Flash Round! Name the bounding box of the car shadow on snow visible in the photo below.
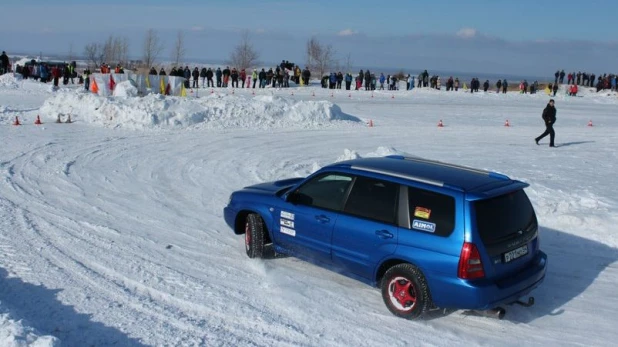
[0,267,147,346]
[504,226,618,324]
[423,226,618,323]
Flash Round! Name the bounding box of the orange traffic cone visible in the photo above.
[588,120,593,127]
[65,115,72,123]
[12,116,21,126]
[34,115,42,125]
[437,119,444,127]
[504,119,510,127]
[368,119,374,127]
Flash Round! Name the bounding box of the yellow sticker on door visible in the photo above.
[413,207,431,219]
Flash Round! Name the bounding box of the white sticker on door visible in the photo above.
[280,219,295,228]
[280,226,296,237]
[281,211,295,220]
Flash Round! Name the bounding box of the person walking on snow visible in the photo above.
[535,99,557,147]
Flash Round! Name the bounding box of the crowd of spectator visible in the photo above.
[3,50,618,96]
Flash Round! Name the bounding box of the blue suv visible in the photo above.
[224,156,547,319]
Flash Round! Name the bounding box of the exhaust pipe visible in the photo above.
[470,307,506,320]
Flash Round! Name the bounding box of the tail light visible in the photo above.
[458,242,485,279]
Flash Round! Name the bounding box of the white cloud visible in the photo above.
[338,29,358,36]
[456,27,477,39]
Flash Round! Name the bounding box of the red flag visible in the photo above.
[165,83,171,95]
[109,74,116,91]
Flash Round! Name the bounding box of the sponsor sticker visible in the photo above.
[413,207,431,219]
[280,219,295,228]
[281,211,295,221]
[280,226,296,237]
[412,219,436,233]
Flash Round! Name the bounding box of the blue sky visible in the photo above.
[2,0,617,76]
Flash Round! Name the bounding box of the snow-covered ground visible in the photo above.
[1,73,617,346]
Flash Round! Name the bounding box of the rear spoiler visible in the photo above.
[465,181,529,201]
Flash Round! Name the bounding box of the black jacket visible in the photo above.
[542,105,556,125]
[0,53,8,66]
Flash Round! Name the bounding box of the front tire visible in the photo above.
[244,213,265,259]
[381,263,430,319]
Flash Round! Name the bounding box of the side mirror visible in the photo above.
[286,191,300,204]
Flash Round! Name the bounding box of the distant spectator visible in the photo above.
[0,51,9,74]
[240,68,247,88]
[206,68,214,87]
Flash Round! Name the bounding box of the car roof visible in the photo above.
[327,155,519,194]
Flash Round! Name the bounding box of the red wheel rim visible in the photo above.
[245,221,251,251]
[387,276,417,312]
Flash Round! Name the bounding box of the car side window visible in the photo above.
[343,176,399,224]
[407,187,455,236]
[294,173,353,211]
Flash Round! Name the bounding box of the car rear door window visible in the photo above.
[343,176,399,224]
[407,187,455,236]
[295,174,353,211]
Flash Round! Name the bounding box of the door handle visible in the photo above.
[314,215,330,223]
[375,230,394,239]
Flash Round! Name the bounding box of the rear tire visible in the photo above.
[244,213,265,259]
[381,263,430,319]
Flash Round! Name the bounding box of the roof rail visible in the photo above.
[351,166,445,188]
[387,155,510,181]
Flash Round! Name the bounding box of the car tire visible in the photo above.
[381,263,430,319]
[244,213,265,259]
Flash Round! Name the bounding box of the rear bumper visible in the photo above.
[429,251,547,310]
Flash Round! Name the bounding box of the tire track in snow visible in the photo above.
[0,130,326,345]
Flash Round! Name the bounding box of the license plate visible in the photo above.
[503,245,528,263]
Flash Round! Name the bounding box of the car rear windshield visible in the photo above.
[474,189,537,244]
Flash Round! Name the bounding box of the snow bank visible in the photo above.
[0,74,23,89]
[39,93,362,130]
[13,57,37,68]
[0,303,59,347]
[112,80,139,98]
[335,146,407,163]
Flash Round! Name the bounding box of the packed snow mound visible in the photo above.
[0,304,60,347]
[13,57,38,68]
[113,80,139,97]
[39,93,362,130]
[0,73,23,89]
[335,146,408,163]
